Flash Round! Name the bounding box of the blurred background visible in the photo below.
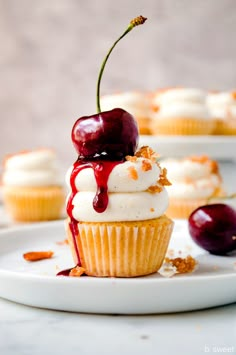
[0,0,236,171]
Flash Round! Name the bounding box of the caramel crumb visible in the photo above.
[127,166,138,180]
[135,146,159,162]
[69,266,86,277]
[165,255,197,274]
[158,167,172,186]
[150,207,155,212]
[56,239,69,245]
[141,159,152,172]
[125,155,138,162]
[23,251,54,262]
[147,184,163,193]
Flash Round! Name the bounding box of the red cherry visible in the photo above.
[188,203,236,255]
[72,108,138,160]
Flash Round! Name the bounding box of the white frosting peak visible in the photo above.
[66,155,169,222]
[152,88,210,120]
[101,92,151,118]
[207,91,236,119]
[3,149,63,187]
[161,157,222,199]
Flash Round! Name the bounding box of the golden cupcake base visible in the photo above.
[137,116,152,135]
[213,119,236,135]
[66,215,174,278]
[151,117,215,135]
[3,186,65,222]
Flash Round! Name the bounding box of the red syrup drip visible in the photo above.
[57,159,122,276]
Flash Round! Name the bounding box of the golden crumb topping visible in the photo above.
[165,255,197,274]
[125,155,138,162]
[127,166,138,180]
[141,159,152,172]
[158,167,172,187]
[69,266,86,277]
[147,185,163,193]
[135,146,159,162]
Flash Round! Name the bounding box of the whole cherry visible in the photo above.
[188,203,236,255]
[71,16,147,160]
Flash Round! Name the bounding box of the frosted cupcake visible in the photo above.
[161,156,224,219]
[66,145,173,277]
[151,88,215,135]
[2,149,65,222]
[64,16,174,278]
[101,92,152,135]
[207,91,236,135]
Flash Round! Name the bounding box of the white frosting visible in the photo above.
[207,91,236,119]
[71,189,168,222]
[101,92,151,118]
[66,158,160,192]
[66,157,169,222]
[154,88,207,105]
[3,149,63,187]
[161,158,221,199]
[152,88,210,120]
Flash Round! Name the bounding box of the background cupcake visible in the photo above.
[161,155,224,219]
[151,88,215,135]
[2,149,65,222]
[207,91,236,135]
[101,92,152,135]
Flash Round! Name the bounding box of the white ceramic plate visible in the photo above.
[140,135,236,160]
[0,220,235,314]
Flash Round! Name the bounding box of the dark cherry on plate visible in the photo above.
[72,108,138,160]
[188,203,236,255]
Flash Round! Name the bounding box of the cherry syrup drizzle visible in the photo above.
[57,159,122,276]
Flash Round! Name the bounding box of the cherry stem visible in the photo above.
[96,16,147,113]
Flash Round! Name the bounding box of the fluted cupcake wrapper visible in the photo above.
[67,216,174,277]
[213,119,236,135]
[151,117,215,135]
[166,190,225,219]
[3,186,65,222]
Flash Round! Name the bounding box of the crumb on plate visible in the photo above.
[23,250,54,262]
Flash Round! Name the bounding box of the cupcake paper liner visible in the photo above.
[137,116,152,135]
[151,117,215,135]
[66,216,174,277]
[213,119,236,135]
[166,190,225,219]
[3,186,65,222]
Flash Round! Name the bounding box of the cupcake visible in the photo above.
[161,155,224,219]
[2,149,65,222]
[66,144,173,277]
[151,88,215,135]
[101,92,152,135]
[207,91,236,135]
[64,16,174,278]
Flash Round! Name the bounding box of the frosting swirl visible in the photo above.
[66,147,170,222]
[101,92,151,118]
[207,91,236,119]
[3,149,63,187]
[160,156,222,199]
[152,88,210,120]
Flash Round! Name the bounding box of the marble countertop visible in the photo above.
[0,160,236,355]
[0,297,235,355]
